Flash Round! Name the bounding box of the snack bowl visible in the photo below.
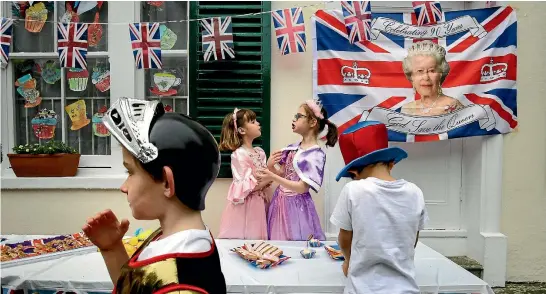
[300,248,316,259]
[308,238,323,247]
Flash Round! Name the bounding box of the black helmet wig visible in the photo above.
[102,97,220,211]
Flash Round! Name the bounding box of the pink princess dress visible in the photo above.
[267,143,327,241]
[218,147,269,240]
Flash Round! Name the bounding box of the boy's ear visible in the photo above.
[348,169,358,179]
[163,166,176,198]
[388,161,395,171]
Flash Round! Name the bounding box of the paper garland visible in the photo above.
[1,18,13,68]
[201,17,235,62]
[65,100,90,131]
[31,109,58,139]
[57,22,89,70]
[15,74,42,108]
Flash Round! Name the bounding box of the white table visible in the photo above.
[1,236,494,294]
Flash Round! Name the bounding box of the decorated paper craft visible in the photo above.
[164,104,173,112]
[88,2,104,47]
[57,22,89,70]
[41,60,61,84]
[201,17,234,62]
[147,1,164,8]
[92,105,110,137]
[24,2,48,33]
[151,72,181,96]
[91,66,110,92]
[324,244,345,260]
[31,109,58,139]
[160,24,177,50]
[1,17,14,68]
[231,241,291,269]
[67,67,89,91]
[300,248,316,259]
[129,22,162,69]
[15,74,42,108]
[341,1,372,44]
[65,99,90,131]
[272,8,306,55]
[412,1,443,26]
[16,59,36,73]
[59,2,80,24]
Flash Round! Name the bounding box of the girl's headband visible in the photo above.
[232,108,239,130]
[305,99,324,119]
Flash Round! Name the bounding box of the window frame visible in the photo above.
[1,1,141,187]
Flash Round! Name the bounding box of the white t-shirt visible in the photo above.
[330,177,428,294]
[137,229,213,260]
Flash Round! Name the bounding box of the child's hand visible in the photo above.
[82,209,130,251]
[267,150,283,169]
[257,168,275,183]
[342,259,349,277]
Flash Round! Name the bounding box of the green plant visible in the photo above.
[12,140,78,155]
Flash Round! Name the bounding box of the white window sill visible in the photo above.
[1,167,126,190]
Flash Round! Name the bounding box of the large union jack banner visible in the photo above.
[313,6,517,142]
[57,23,88,70]
[129,22,162,69]
[272,8,306,55]
[1,18,13,68]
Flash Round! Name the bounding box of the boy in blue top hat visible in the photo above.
[330,121,428,294]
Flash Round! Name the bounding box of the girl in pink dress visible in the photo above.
[217,108,271,240]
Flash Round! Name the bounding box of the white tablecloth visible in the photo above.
[1,236,494,294]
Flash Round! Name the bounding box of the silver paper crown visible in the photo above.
[102,97,161,163]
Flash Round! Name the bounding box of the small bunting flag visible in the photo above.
[57,22,89,70]
[272,8,306,55]
[412,1,443,26]
[129,22,162,69]
[341,1,372,44]
[200,17,234,62]
[1,17,13,68]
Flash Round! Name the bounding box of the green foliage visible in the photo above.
[12,141,78,155]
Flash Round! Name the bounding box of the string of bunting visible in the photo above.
[1,1,444,67]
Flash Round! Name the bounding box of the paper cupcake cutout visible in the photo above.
[164,104,173,112]
[15,74,42,108]
[25,2,48,33]
[65,100,90,131]
[31,109,58,139]
[151,72,181,96]
[92,105,110,137]
[160,25,177,50]
[67,68,89,92]
[41,60,61,84]
[88,13,103,47]
[59,3,79,24]
[91,67,110,92]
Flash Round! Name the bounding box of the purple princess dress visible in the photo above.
[267,143,326,241]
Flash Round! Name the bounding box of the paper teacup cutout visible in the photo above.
[88,13,103,47]
[91,67,110,92]
[67,68,89,92]
[15,74,42,108]
[151,72,181,96]
[31,109,58,139]
[65,100,90,131]
[25,2,48,33]
[41,60,61,84]
[92,105,110,137]
[160,24,177,50]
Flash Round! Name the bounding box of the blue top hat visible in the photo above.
[336,121,408,181]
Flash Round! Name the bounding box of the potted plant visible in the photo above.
[7,141,80,177]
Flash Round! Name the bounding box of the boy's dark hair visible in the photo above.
[348,161,393,179]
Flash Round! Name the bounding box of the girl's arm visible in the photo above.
[253,179,272,192]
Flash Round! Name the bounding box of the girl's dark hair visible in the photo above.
[301,104,339,147]
[218,108,257,152]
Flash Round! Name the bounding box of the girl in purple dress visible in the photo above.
[258,99,338,241]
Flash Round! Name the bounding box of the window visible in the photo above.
[140,2,189,114]
[188,2,271,178]
[2,1,111,167]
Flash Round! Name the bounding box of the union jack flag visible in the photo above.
[200,17,234,62]
[129,22,162,69]
[341,1,372,44]
[1,17,13,68]
[312,6,517,142]
[57,23,88,70]
[272,8,306,55]
[412,1,443,26]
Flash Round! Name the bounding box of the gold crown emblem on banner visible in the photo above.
[341,61,371,84]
